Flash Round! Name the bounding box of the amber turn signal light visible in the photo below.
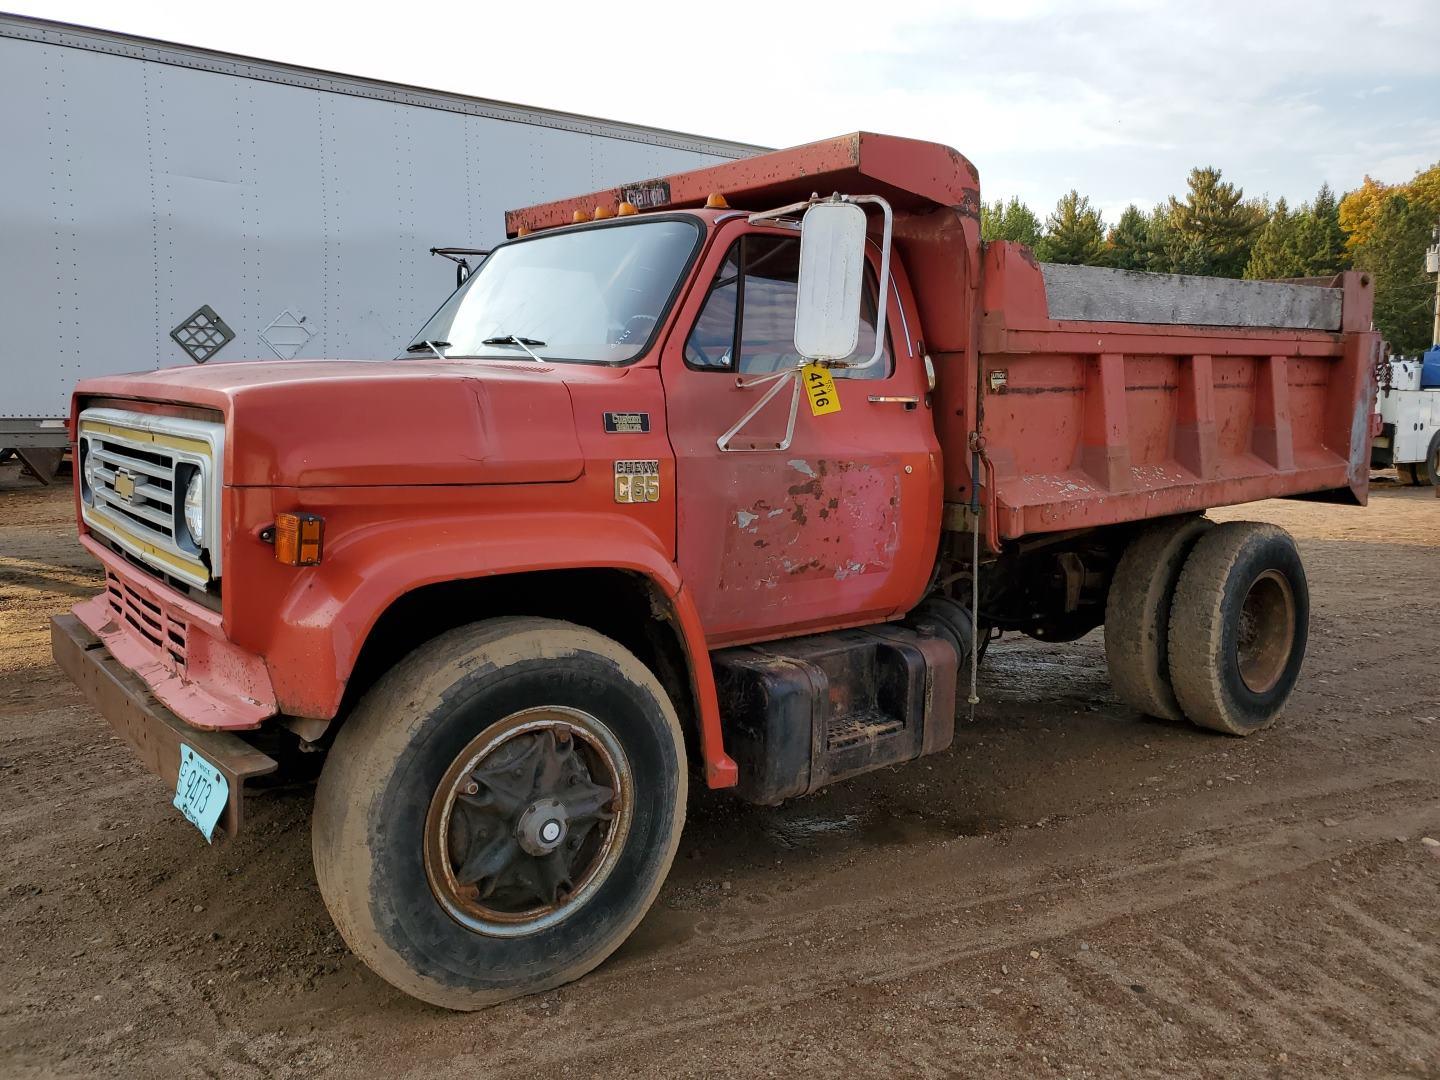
[705,192,729,209]
[274,512,324,566]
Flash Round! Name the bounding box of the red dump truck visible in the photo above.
[52,133,1382,1009]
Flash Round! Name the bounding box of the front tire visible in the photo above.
[1167,522,1309,735]
[313,617,687,1010]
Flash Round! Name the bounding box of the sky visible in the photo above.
[13,0,1440,225]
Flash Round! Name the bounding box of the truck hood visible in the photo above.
[76,359,584,487]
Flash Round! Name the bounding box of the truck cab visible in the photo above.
[53,132,1380,1011]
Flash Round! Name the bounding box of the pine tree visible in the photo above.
[981,197,1043,247]
[1297,182,1349,275]
[1035,190,1106,265]
[1000,198,1043,248]
[1106,205,1152,270]
[980,199,1006,243]
[1244,198,1304,279]
[1145,202,1175,274]
[1165,166,1265,278]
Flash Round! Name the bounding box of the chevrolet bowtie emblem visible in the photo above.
[113,470,136,501]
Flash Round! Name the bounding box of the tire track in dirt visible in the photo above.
[393,792,1440,1078]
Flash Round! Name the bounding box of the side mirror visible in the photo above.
[793,201,867,362]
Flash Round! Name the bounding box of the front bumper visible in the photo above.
[74,534,277,731]
[51,613,277,837]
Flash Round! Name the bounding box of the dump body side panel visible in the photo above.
[959,245,1381,541]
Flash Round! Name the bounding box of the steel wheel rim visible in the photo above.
[1235,569,1296,694]
[424,706,632,938]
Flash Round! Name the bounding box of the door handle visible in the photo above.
[867,395,920,406]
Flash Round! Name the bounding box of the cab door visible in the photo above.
[660,221,942,646]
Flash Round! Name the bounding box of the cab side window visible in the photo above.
[684,235,892,379]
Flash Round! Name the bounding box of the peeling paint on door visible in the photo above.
[717,458,902,616]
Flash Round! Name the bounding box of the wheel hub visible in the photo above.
[1236,568,1296,694]
[423,707,632,937]
[516,797,569,856]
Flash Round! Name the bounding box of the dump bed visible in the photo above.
[968,249,1381,544]
[507,132,1383,549]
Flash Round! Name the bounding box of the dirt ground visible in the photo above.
[2,466,1437,1079]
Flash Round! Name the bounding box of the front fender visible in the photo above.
[263,508,738,788]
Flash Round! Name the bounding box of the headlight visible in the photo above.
[82,444,102,500]
[183,471,205,547]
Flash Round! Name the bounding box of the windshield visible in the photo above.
[406,218,701,364]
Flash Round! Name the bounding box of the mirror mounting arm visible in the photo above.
[835,194,892,375]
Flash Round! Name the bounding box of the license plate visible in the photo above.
[173,743,229,842]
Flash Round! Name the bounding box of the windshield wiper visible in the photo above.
[406,340,451,360]
[481,335,548,363]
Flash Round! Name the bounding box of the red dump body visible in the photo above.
[511,132,1382,548]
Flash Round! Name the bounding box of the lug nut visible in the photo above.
[464,781,479,796]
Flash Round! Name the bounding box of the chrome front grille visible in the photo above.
[89,436,181,546]
[77,407,225,590]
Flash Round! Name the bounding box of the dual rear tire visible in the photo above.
[1106,517,1308,735]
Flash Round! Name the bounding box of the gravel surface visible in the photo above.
[2,466,1437,1078]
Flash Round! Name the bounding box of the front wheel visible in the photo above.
[313,617,687,1010]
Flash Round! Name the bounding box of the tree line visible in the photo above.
[980,161,1440,354]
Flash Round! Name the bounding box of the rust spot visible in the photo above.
[787,479,822,498]
[793,506,808,526]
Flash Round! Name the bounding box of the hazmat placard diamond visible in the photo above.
[260,309,313,360]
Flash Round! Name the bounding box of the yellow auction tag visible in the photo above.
[801,364,842,416]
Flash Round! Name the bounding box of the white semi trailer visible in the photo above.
[0,13,759,476]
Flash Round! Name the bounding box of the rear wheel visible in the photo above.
[1167,522,1309,735]
[1104,514,1213,721]
[313,617,687,1010]
[1421,431,1440,488]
